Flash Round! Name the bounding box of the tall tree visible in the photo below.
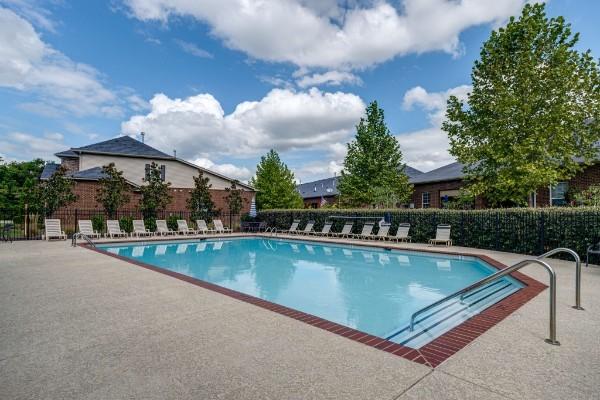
[139,162,172,218]
[37,165,77,216]
[224,180,245,215]
[443,3,600,207]
[0,159,44,213]
[249,150,303,209]
[96,163,130,218]
[338,101,412,207]
[187,170,216,220]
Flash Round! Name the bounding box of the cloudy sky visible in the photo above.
[0,0,598,182]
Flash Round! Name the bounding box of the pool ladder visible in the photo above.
[405,248,583,346]
[71,232,96,248]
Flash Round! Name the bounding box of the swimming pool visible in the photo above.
[98,237,524,349]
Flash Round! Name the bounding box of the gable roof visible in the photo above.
[409,162,465,184]
[56,136,173,159]
[297,165,425,199]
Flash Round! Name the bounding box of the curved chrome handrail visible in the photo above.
[71,232,96,248]
[409,259,559,345]
[536,248,583,310]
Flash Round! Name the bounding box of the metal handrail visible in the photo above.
[71,232,96,248]
[409,259,560,345]
[535,248,583,310]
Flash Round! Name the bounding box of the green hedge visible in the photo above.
[256,208,600,258]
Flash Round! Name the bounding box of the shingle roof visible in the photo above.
[55,136,173,159]
[409,162,465,184]
[297,165,425,199]
[70,167,106,180]
[40,163,59,180]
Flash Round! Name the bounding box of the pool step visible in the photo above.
[386,279,521,349]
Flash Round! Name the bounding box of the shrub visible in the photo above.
[119,216,133,233]
[144,217,157,232]
[166,215,179,231]
[91,214,105,233]
[256,207,600,258]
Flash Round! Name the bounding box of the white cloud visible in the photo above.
[296,71,362,88]
[398,85,471,171]
[0,131,67,160]
[191,157,253,182]
[0,7,142,117]
[123,0,531,70]
[174,39,213,58]
[294,159,343,183]
[121,88,365,160]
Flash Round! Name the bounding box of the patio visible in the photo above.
[1,237,599,399]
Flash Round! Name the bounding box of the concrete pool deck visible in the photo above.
[1,236,599,399]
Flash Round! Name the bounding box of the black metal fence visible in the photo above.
[257,208,600,258]
[0,209,243,240]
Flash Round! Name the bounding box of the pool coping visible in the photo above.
[81,234,547,368]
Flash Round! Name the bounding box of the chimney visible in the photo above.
[140,131,145,143]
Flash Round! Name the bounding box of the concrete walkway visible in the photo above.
[1,238,599,399]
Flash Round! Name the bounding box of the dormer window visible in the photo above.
[145,164,166,181]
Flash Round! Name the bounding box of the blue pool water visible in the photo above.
[99,237,522,348]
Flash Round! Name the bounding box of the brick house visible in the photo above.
[40,136,255,214]
[297,166,424,208]
[298,160,600,209]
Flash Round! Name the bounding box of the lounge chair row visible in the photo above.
[278,220,453,246]
[44,218,233,240]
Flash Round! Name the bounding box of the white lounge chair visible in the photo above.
[297,221,315,235]
[213,219,232,233]
[156,220,176,236]
[391,223,411,242]
[371,224,390,240]
[106,220,128,238]
[177,220,197,235]
[330,222,354,238]
[196,219,215,235]
[77,220,101,239]
[132,220,153,237]
[44,219,66,241]
[280,220,300,234]
[310,222,333,236]
[429,224,452,246]
[352,223,374,239]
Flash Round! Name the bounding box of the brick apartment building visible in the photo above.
[40,136,255,214]
[298,161,600,209]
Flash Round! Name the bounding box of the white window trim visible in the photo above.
[549,182,568,206]
[422,192,431,209]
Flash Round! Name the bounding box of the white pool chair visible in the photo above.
[429,224,452,246]
[372,224,390,240]
[331,222,354,238]
[196,219,215,235]
[213,219,232,234]
[391,223,411,242]
[156,220,176,236]
[310,222,332,236]
[77,220,101,239]
[132,220,153,237]
[280,220,300,234]
[298,221,315,235]
[177,220,197,235]
[352,223,374,239]
[44,219,66,241]
[106,220,128,238]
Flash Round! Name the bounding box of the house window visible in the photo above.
[144,164,166,181]
[422,192,430,208]
[550,182,568,206]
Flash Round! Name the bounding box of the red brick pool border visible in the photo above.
[82,236,547,368]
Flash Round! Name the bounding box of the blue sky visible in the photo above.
[0,0,599,183]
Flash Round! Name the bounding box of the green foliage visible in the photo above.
[139,162,172,218]
[574,185,600,207]
[119,216,133,233]
[166,215,179,231]
[91,214,105,233]
[0,159,45,213]
[225,180,245,215]
[338,101,412,207]
[249,149,303,210]
[96,163,130,218]
[187,170,215,220]
[256,208,600,258]
[444,3,600,207]
[37,165,77,216]
[144,216,157,232]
